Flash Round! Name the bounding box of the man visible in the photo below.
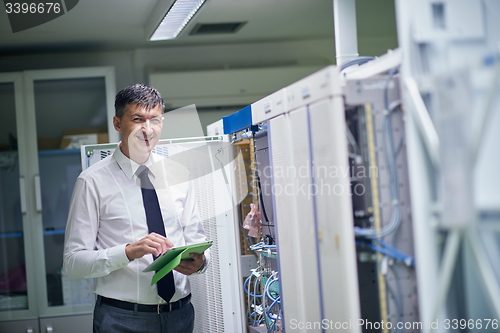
[63,84,209,333]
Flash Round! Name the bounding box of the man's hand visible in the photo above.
[125,232,174,261]
[175,252,205,276]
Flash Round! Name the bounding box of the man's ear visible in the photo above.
[113,116,121,132]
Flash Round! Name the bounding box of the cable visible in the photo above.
[245,274,255,325]
[213,135,237,166]
[244,268,269,327]
[347,70,410,331]
[244,274,263,298]
[214,135,259,255]
[257,171,274,239]
[265,279,279,301]
[346,123,364,166]
[253,131,274,241]
[346,66,410,333]
[385,271,403,333]
[356,240,414,266]
[346,123,361,155]
[354,65,402,238]
[395,130,405,157]
[340,56,376,71]
[356,240,409,333]
[253,273,260,322]
[387,100,405,157]
[257,173,272,223]
[266,296,281,332]
[250,242,277,251]
[262,272,281,332]
[390,264,404,333]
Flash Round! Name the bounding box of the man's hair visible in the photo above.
[115,84,165,118]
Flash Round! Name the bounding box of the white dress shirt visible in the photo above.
[63,146,210,304]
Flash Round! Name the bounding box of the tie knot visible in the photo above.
[136,166,154,189]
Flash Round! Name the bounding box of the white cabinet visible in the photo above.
[0,319,39,333]
[39,314,93,333]
[0,68,116,332]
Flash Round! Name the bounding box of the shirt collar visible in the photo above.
[113,143,159,181]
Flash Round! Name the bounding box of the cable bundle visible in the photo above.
[244,267,282,332]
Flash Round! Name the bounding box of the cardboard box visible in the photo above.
[60,127,109,149]
[38,137,62,150]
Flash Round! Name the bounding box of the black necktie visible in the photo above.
[136,165,176,302]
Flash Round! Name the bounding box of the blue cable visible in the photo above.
[265,297,281,331]
[377,240,414,266]
[244,274,263,298]
[266,297,281,320]
[263,274,281,332]
[265,278,279,301]
[250,312,265,325]
[356,240,415,266]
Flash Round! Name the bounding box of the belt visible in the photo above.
[98,294,191,314]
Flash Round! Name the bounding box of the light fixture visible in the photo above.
[149,0,206,41]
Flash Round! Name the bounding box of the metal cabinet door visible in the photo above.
[0,319,39,333]
[39,314,92,333]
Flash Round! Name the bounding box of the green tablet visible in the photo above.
[143,241,213,285]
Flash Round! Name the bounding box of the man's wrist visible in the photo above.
[125,244,134,261]
[195,257,207,274]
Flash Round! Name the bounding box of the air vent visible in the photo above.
[190,22,246,35]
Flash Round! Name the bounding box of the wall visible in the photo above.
[0,39,335,89]
[0,39,337,134]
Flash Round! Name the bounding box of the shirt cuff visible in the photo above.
[109,243,130,268]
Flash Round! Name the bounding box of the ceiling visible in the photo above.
[0,0,397,57]
[0,0,336,55]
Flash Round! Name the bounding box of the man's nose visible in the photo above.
[142,120,152,132]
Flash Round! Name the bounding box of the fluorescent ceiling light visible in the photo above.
[150,0,206,41]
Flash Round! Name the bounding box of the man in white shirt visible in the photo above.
[63,84,209,333]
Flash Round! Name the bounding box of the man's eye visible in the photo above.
[133,118,142,122]
[151,119,161,124]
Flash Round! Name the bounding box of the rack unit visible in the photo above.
[222,63,421,333]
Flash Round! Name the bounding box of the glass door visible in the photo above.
[23,67,116,317]
[0,73,38,320]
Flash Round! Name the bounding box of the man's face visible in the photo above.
[113,103,164,163]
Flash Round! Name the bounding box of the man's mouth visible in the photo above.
[136,135,154,143]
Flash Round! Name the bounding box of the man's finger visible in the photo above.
[146,238,165,256]
[174,264,196,276]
